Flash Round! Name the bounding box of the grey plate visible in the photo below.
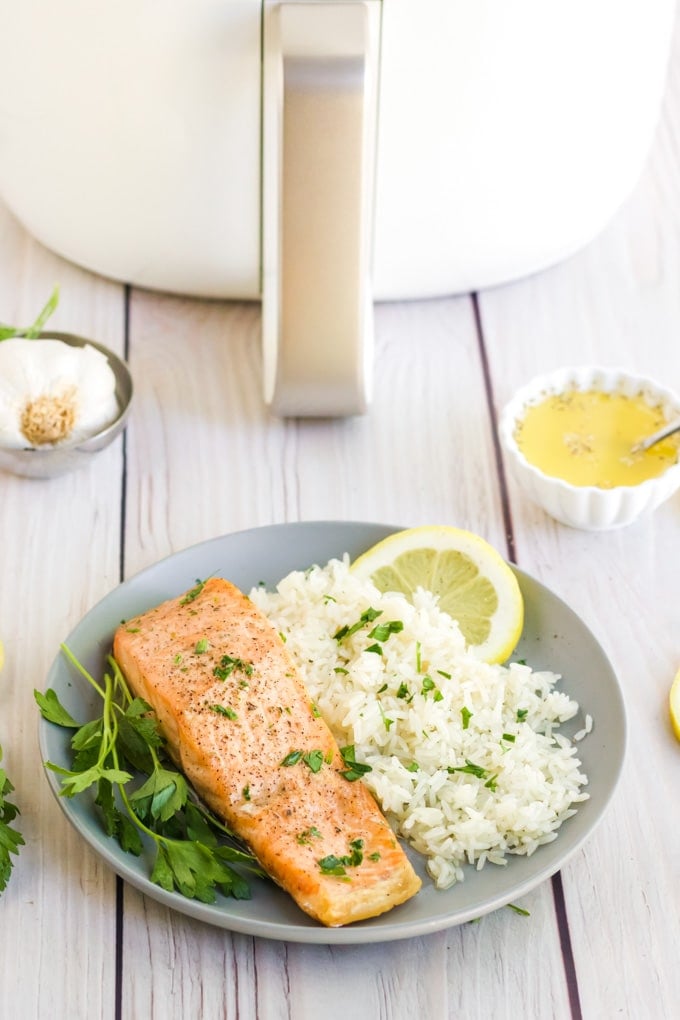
[39,521,626,944]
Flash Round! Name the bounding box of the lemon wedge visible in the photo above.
[350,526,524,664]
[670,669,680,742]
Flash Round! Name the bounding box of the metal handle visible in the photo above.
[262,1,380,417]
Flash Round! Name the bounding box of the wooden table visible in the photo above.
[2,25,680,1020]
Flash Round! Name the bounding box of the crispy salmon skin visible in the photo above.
[113,577,421,926]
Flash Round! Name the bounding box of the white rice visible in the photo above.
[251,557,589,889]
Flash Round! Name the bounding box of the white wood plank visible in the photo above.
[477,17,680,1014]
[0,204,126,1018]
[4,14,680,1015]
[118,286,571,1020]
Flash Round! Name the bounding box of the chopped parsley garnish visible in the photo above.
[213,655,254,681]
[179,579,207,605]
[502,733,516,743]
[280,750,303,767]
[194,638,209,654]
[365,643,383,655]
[318,838,364,877]
[334,667,349,675]
[516,708,528,722]
[242,785,251,801]
[447,759,488,780]
[280,749,326,773]
[507,902,530,916]
[396,682,411,701]
[208,704,238,720]
[333,607,382,642]
[296,826,322,845]
[368,851,381,862]
[303,750,324,773]
[367,620,404,642]
[339,745,372,782]
[405,761,419,773]
[379,704,394,731]
[421,675,443,700]
[461,706,472,729]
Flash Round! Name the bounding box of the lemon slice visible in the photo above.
[351,526,524,663]
[670,669,680,742]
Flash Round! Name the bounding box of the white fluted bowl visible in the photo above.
[499,366,680,530]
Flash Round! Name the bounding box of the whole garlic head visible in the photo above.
[0,338,119,449]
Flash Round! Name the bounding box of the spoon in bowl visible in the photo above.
[632,416,680,454]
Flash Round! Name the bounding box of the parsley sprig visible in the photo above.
[36,645,264,903]
[0,742,24,894]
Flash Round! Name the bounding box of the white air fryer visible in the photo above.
[0,1,674,414]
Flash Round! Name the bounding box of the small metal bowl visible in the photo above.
[0,331,133,480]
[499,365,680,530]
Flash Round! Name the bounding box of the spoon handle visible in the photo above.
[632,416,680,453]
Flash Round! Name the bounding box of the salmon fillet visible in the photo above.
[113,577,421,926]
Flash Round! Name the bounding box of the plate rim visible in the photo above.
[38,520,627,944]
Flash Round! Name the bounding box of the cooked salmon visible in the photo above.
[113,577,421,926]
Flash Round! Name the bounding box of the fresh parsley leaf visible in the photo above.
[34,688,79,728]
[0,743,24,893]
[339,745,372,782]
[38,646,264,904]
[129,767,189,824]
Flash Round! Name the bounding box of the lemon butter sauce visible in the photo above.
[515,389,679,488]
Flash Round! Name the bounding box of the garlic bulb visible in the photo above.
[0,338,119,449]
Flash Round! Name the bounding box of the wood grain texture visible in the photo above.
[2,11,680,1018]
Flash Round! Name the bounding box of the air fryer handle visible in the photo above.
[262,1,380,417]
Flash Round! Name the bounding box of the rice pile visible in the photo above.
[251,557,589,889]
